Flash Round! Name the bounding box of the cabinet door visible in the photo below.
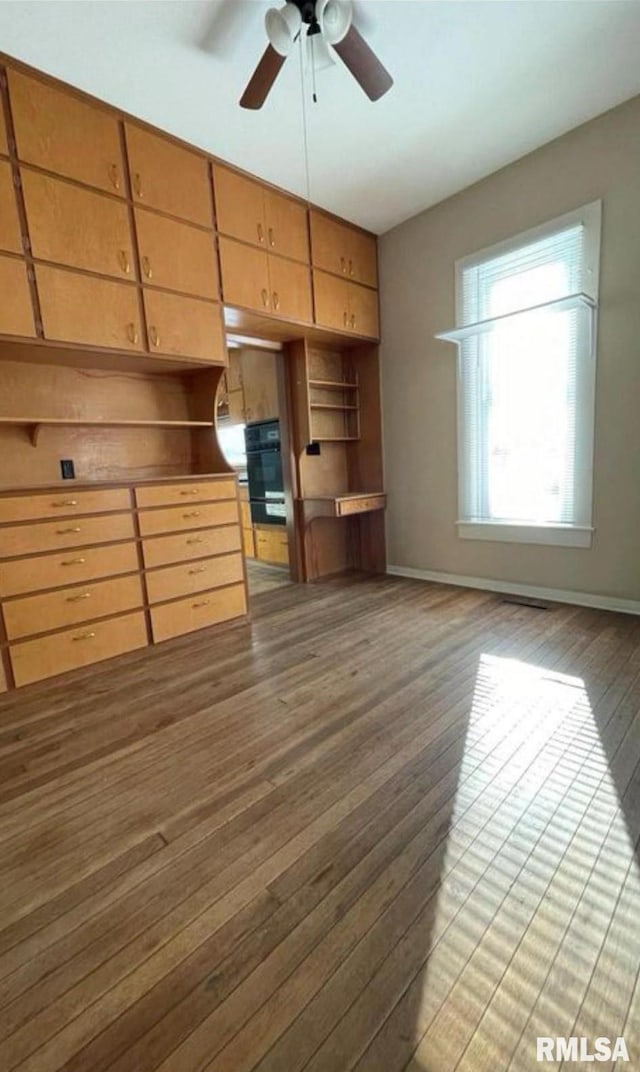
[143,290,226,363]
[263,189,309,263]
[268,254,312,323]
[135,209,218,299]
[8,70,124,196]
[0,106,8,156]
[218,236,271,313]
[349,282,379,339]
[125,124,212,227]
[0,255,35,337]
[312,269,350,332]
[348,229,378,288]
[22,171,134,279]
[0,161,22,254]
[213,166,266,249]
[310,211,350,279]
[36,265,143,351]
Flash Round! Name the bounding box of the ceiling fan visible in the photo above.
[240,0,393,110]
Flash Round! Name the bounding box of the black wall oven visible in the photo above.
[245,419,286,526]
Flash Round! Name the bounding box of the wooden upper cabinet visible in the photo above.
[134,209,218,300]
[143,290,226,364]
[214,167,265,249]
[22,170,134,279]
[263,189,309,263]
[8,70,124,196]
[310,210,377,288]
[219,236,270,313]
[125,124,212,227]
[0,255,35,337]
[269,255,312,323]
[0,161,22,254]
[214,165,309,264]
[36,265,143,351]
[313,270,379,339]
[0,106,8,156]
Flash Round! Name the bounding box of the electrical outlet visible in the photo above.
[60,459,75,480]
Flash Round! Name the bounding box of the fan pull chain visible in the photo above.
[298,34,312,204]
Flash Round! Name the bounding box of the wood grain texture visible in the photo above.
[0,256,35,338]
[0,161,22,254]
[125,124,212,228]
[0,576,638,1071]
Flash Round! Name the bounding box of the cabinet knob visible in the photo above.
[149,326,160,348]
[257,222,265,244]
[67,592,92,602]
[142,255,153,279]
[133,172,143,197]
[272,291,280,311]
[118,250,131,274]
[109,164,121,191]
[261,288,270,308]
[127,322,139,345]
[72,631,96,641]
[268,227,275,248]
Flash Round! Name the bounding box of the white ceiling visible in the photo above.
[1,1,640,233]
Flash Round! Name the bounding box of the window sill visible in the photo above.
[457,521,593,548]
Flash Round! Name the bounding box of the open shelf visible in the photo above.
[310,403,359,411]
[0,417,214,447]
[308,379,359,390]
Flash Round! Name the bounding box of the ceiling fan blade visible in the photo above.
[333,24,393,102]
[239,44,287,110]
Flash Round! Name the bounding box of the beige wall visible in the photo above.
[379,95,640,604]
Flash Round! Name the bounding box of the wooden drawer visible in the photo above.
[145,552,244,605]
[36,265,144,352]
[135,479,236,509]
[337,494,386,517]
[143,289,226,363]
[22,171,135,280]
[137,500,238,538]
[125,124,212,227]
[0,541,139,598]
[255,527,289,566]
[0,255,35,338]
[0,512,134,559]
[10,610,148,687]
[134,209,219,299]
[3,574,144,641]
[141,525,241,569]
[0,160,22,254]
[0,487,130,524]
[150,583,246,643]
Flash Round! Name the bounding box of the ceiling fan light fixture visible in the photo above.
[316,0,353,45]
[265,2,303,57]
[307,33,335,72]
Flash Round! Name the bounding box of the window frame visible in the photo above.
[454,201,602,549]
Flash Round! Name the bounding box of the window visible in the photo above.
[443,202,601,548]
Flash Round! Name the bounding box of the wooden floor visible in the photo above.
[246,559,293,597]
[0,575,639,1072]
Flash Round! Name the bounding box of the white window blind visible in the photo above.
[450,203,600,547]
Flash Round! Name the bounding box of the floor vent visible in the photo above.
[501,595,551,610]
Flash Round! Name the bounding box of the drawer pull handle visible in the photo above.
[186,537,203,544]
[133,172,142,197]
[343,311,348,327]
[349,259,355,277]
[261,288,269,308]
[52,499,78,507]
[72,631,96,641]
[142,255,153,279]
[127,322,139,345]
[183,511,201,518]
[67,592,92,602]
[57,527,81,534]
[193,600,210,608]
[62,557,86,566]
[109,163,120,191]
[149,326,160,348]
[351,314,356,329]
[180,489,200,496]
[340,256,347,274]
[272,291,280,311]
[268,227,275,248]
[118,249,131,274]
[257,222,264,244]
[189,566,206,574]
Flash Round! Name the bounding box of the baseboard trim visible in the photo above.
[387,565,640,616]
